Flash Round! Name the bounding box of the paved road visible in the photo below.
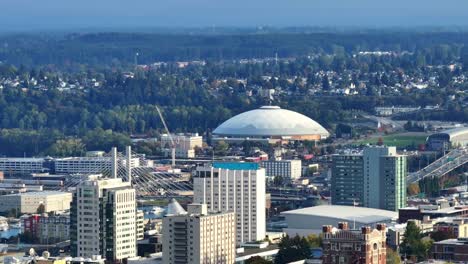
[407,147,468,183]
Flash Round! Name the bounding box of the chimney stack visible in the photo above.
[361,226,371,234]
[322,225,333,233]
[338,222,349,230]
[376,223,386,232]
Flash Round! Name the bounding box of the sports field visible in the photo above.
[356,134,428,148]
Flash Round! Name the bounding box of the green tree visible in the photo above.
[274,235,310,264]
[46,138,86,157]
[273,176,284,186]
[306,234,322,248]
[37,203,45,214]
[214,140,229,155]
[245,256,273,264]
[401,221,433,261]
[386,248,401,264]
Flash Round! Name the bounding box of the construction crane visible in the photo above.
[156,106,176,167]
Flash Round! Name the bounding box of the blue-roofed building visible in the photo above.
[212,162,260,170]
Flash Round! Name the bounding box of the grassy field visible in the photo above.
[355,134,428,148]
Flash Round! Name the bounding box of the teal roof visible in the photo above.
[213,162,259,170]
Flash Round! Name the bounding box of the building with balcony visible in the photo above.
[162,201,235,264]
[70,176,137,262]
[193,162,266,245]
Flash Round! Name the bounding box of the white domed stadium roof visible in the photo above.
[213,106,329,138]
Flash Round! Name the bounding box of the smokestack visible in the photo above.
[322,225,332,233]
[338,222,349,230]
[111,147,118,179]
[361,226,371,234]
[126,146,132,184]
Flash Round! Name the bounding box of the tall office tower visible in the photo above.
[331,146,407,211]
[162,200,236,264]
[322,222,387,264]
[70,175,137,262]
[193,162,266,245]
[331,154,364,206]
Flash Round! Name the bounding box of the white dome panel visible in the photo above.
[213,106,329,137]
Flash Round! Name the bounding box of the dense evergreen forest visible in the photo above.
[1,31,468,67]
[0,30,468,156]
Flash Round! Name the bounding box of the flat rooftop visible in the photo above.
[434,238,468,246]
[282,205,398,224]
[2,191,71,197]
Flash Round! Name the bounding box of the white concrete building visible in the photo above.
[54,156,140,174]
[71,176,137,262]
[261,160,302,180]
[281,205,398,236]
[363,146,407,211]
[0,158,46,175]
[136,209,145,241]
[161,133,203,158]
[193,162,266,245]
[0,191,72,214]
[162,201,236,264]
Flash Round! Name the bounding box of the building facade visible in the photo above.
[0,191,72,214]
[162,201,236,264]
[38,213,70,244]
[21,214,41,238]
[261,160,302,180]
[0,158,46,175]
[161,133,203,158]
[193,162,266,245]
[322,222,387,264]
[379,154,407,211]
[432,238,468,262]
[331,146,407,211]
[71,176,137,262]
[54,157,140,175]
[331,154,364,206]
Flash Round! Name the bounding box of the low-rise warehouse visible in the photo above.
[0,191,72,214]
[281,205,398,236]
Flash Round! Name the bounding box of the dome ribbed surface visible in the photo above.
[213,106,329,137]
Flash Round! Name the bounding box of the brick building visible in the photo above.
[432,238,468,262]
[322,222,387,264]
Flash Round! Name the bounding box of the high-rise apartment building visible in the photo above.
[70,175,137,262]
[331,154,364,206]
[193,162,266,245]
[322,222,387,264]
[162,200,236,264]
[331,146,407,211]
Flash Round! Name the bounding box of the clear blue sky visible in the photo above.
[1,0,468,30]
